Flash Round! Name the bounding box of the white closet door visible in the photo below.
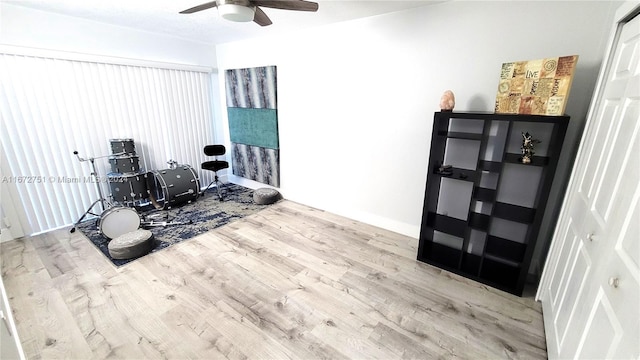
[537,4,639,359]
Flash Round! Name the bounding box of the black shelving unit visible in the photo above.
[417,111,569,296]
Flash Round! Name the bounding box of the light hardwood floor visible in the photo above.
[1,200,546,359]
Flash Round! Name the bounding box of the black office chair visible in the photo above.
[201,145,229,200]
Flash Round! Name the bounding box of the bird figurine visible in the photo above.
[520,132,540,164]
[440,90,455,111]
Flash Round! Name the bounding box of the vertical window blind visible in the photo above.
[0,49,216,235]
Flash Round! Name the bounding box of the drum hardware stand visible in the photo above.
[142,219,193,228]
[69,150,123,233]
[167,159,178,169]
[140,212,192,228]
[175,189,195,198]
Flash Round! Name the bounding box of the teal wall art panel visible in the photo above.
[225,66,280,187]
[227,107,279,149]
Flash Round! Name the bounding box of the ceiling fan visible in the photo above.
[179,0,319,26]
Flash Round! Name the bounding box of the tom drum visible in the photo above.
[110,138,136,155]
[108,172,149,206]
[109,155,141,174]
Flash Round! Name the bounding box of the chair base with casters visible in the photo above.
[201,145,229,201]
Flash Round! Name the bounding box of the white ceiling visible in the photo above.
[4,0,445,45]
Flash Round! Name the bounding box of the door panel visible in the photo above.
[593,100,639,222]
[554,243,591,350]
[617,194,639,283]
[547,219,574,306]
[606,187,640,359]
[576,289,622,359]
[577,100,619,198]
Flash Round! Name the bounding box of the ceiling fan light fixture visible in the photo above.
[218,4,256,22]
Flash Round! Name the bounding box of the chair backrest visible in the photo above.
[204,145,226,157]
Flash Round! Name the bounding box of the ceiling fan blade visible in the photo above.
[253,7,273,26]
[251,0,318,12]
[179,1,218,14]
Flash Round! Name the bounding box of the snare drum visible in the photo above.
[98,206,141,239]
[109,155,141,174]
[110,138,136,155]
[108,172,149,205]
[147,165,200,210]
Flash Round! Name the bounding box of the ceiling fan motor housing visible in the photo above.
[217,0,255,22]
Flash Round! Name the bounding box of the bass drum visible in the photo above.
[147,165,200,210]
[98,206,140,240]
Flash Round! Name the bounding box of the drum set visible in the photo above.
[70,138,200,240]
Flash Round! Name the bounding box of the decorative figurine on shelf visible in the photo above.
[520,132,540,164]
[440,90,455,111]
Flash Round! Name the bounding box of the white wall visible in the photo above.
[0,3,217,66]
[216,1,621,243]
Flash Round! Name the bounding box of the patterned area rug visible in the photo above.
[76,184,276,266]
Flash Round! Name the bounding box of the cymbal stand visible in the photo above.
[69,150,123,233]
